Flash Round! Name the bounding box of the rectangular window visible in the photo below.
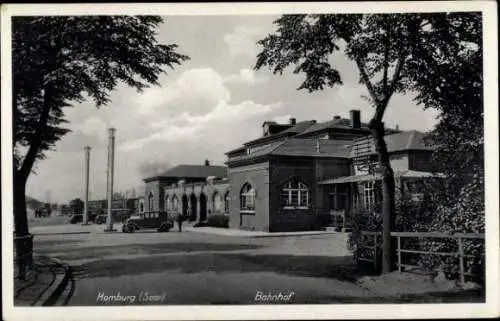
[363,181,376,210]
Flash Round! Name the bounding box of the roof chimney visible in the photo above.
[204,159,210,166]
[395,124,400,131]
[333,115,341,120]
[289,118,296,125]
[349,110,361,129]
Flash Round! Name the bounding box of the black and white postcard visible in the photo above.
[1,1,498,320]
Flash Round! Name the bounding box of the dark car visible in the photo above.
[122,211,174,233]
[69,214,83,224]
[94,214,108,225]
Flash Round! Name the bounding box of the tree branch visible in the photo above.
[355,58,380,106]
[384,51,407,106]
[382,35,390,96]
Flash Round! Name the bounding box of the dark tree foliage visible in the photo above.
[255,12,482,273]
[13,16,189,238]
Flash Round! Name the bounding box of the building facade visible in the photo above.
[142,110,440,232]
[143,163,230,222]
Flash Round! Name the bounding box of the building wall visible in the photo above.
[161,180,230,218]
[228,162,270,231]
[144,180,162,212]
[268,158,317,232]
[408,151,434,172]
[315,158,352,225]
[390,153,410,171]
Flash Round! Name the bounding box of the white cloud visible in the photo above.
[133,68,231,116]
[223,25,267,58]
[74,117,109,143]
[119,100,282,151]
[224,68,269,85]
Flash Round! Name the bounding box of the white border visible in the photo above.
[1,2,498,320]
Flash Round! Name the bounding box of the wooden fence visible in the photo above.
[359,231,485,285]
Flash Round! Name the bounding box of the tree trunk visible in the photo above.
[369,119,396,274]
[14,170,29,237]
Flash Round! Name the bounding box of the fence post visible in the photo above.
[373,234,378,269]
[397,235,401,274]
[458,237,465,286]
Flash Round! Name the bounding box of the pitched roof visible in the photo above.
[385,130,433,152]
[243,120,317,146]
[270,138,352,158]
[348,130,433,158]
[226,138,351,165]
[144,164,228,181]
[295,118,370,137]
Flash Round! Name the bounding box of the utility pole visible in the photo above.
[105,128,116,232]
[83,146,91,225]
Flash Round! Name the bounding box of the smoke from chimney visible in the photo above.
[138,159,172,178]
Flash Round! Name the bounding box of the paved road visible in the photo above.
[31,223,377,305]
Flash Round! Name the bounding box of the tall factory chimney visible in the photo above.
[83,146,91,225]
[105,128,116,232]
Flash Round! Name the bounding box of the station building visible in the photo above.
[142,110,440,232]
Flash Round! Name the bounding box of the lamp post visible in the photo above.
[83,146,91,225]
[105,128,116,232]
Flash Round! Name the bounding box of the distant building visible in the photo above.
[143,164,229,221]
[143,110,441,232]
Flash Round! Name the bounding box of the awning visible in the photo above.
[318,170,445,185]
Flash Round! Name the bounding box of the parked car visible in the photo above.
[122,212,174,233]
[69,214,83,224]
[94,214,108,225]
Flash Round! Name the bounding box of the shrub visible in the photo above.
[206,214,229,228]
[348,176,485,285]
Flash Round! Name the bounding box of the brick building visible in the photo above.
[142,110,440,232]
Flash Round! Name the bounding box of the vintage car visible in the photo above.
[121,211,174,233]
[94,214,108,225]
[69,214,83,224]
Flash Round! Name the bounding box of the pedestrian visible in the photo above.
[176,211,184,232]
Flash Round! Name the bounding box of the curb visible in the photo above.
[33,257,72,306]
[184,227,346,238]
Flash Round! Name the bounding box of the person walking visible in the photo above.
[176,211,184,232]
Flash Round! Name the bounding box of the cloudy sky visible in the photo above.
[26,15,439,203]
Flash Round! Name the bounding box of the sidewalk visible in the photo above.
[14,256,71,306]
[184,226,343,237]
[30,223,121,235]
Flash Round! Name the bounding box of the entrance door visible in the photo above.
[199,193,207,222]
[189,194,197,221]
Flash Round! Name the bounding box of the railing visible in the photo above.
[359,231,485,285]
[14,233,34,280]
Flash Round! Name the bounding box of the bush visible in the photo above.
[348,177,485,285]
[193,221,207,227]
[206,214,229,228]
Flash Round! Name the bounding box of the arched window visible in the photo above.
[171,195,179,212]
[240,183,255,212]
[165,194,171,211]
[281,179,309,209]
[213,192,222,213]
[148,192,154,212]
[224,191,230,214]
